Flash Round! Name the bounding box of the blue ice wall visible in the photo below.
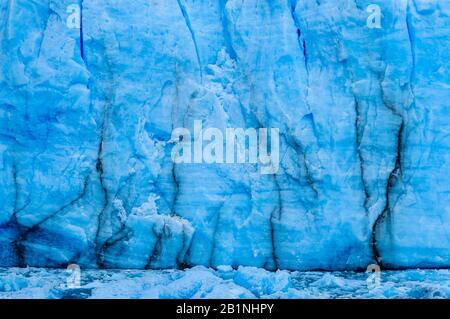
[0,0,449,270]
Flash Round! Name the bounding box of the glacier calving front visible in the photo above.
[0,0,449,270]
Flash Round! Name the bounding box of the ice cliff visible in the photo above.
[0,0,449,271]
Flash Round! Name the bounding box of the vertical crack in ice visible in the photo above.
[209,199,226,268]
[296,144,318,198]
[354,98,370,214]
[177,225,187,269]
[269,176,283,270]
[169,78,181,218]
[176,223,191,269]
[289,0,309,76]
[79,0,85,62]
[145,224,164,270]
[209,209,220,268]
[176,0,203,82]
[282,133,319,199]
[406,0,416,88]
[4,0,13,39]
[372,121,404,266]
[91,72,114,268]
[287,1,318,201]
[219,0,237,61]
[334,36,372,219]
[94,120,109,268]
[370,57,406,266]
[171,165,179,216]
[269,207,280,270]
[90,183,132,267]
[10,159,25,267]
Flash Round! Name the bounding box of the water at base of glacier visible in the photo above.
[1,267,449,299]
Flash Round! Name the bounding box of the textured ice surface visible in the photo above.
[0,0,449,271]
[1,267,450,299]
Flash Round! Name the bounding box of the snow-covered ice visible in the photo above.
[1,267,450,299]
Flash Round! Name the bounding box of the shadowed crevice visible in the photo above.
[176,0,203,82]
[354,98,370,215]
[79,0,85,61]
[372,120,404,266]
[94,109,110,268]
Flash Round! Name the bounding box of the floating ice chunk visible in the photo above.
[233,266,292,297]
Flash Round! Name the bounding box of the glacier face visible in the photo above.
[0,0,449,271]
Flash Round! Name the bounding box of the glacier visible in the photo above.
[0,0,449,275]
